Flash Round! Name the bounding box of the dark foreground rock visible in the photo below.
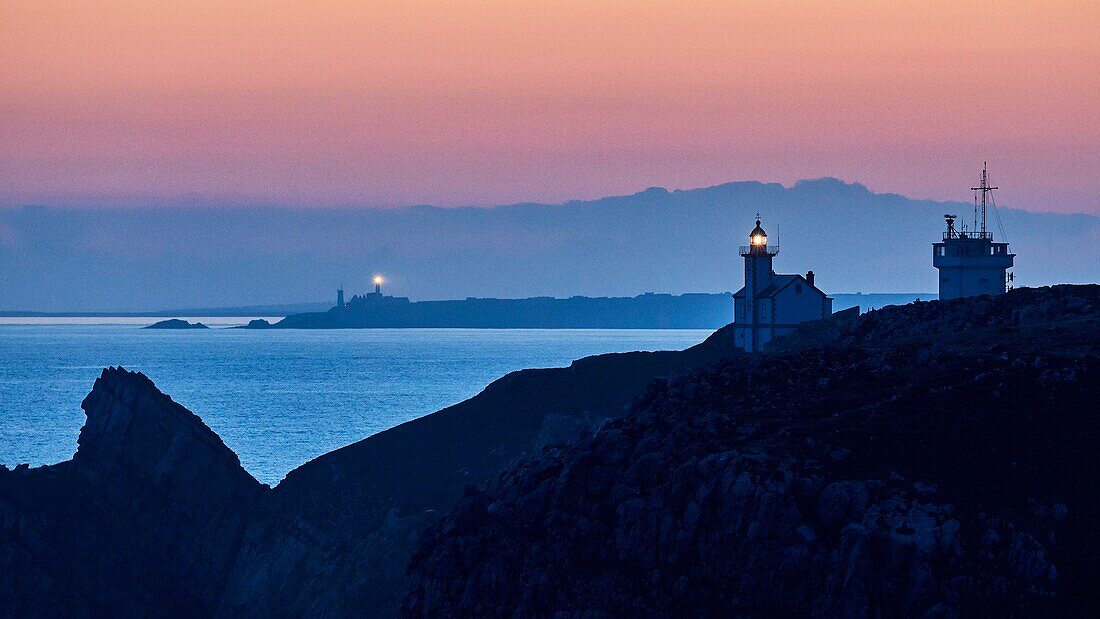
[406,285,1100,617]
[1,286,1096,617]
[0,323,734,617]
[0,369,262,616]
[144,318,209,329]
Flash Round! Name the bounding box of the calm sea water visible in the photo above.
[0,319,707,485]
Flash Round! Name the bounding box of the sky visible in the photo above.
[2,1,1098,213]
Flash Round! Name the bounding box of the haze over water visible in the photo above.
[0,324,707,485]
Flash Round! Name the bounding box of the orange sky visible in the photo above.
[2,1,1098,212]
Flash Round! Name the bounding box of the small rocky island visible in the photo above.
[144,318,209,329]
[1,285,1097,617]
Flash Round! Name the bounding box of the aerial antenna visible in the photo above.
[970,162,997,236]
[972,192,979,235]
[988,188,1010,243]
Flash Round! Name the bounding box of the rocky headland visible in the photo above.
[1,285,1097,617]
[246,293,921,330]
[0,319,733,617]
[406,285,1100,616]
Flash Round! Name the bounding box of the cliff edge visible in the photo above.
[0,368,263,616]
[406,285,1100,616]
[1,286,1097,617]
[0,326,734,617]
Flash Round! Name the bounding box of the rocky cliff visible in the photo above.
[0,369,262,616]
[1,286,1096,617]
[0,325,733,617]
[405,285,1100,616]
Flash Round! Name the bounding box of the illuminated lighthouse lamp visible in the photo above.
[750,220,767,246]
[739,218,778,258]
[751,230,766,246]
[373,274,384,294]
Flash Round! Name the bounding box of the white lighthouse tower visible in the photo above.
[739,219,777,352]
[733,218,831,352]
[933,163,1015,300]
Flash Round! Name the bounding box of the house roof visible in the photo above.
[733,273,828,299]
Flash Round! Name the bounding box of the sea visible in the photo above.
[0,317,708,485]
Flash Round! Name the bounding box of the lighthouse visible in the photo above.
[932,164,1015,300]
[732,218,832,352]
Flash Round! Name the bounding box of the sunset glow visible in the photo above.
[2,1,1098,212]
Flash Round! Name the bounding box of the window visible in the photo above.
[937,247,945,256]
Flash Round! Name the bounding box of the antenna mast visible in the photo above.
[970,162,997,236]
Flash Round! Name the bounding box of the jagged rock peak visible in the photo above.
[76,366,261,493]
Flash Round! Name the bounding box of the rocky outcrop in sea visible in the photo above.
[144,318,209,329]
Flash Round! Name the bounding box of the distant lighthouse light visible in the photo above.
[373,275,384,285]
[751,234,766,246]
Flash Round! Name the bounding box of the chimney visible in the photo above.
[806,271,815,286]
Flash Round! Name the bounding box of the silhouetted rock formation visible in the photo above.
[0,368,262,616]
[0,327,734,617]
[1,286,1097,617]
[216,332,734,616]
[405,285,1100,616]
[771,284,1098,352]
[144,318,209,329]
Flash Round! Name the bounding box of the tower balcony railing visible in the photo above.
[739,245,779,256]
[942,231,993,241]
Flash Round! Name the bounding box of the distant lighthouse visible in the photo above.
[932,164,1015,300]
[373,275,384,295]
[732,217,831,352]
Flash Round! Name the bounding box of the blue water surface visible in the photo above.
[0,321,708,484]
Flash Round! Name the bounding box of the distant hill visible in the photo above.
[1,179,1095,312]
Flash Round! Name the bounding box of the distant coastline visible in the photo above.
[0,293,931,327]
[242,292,931,330]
